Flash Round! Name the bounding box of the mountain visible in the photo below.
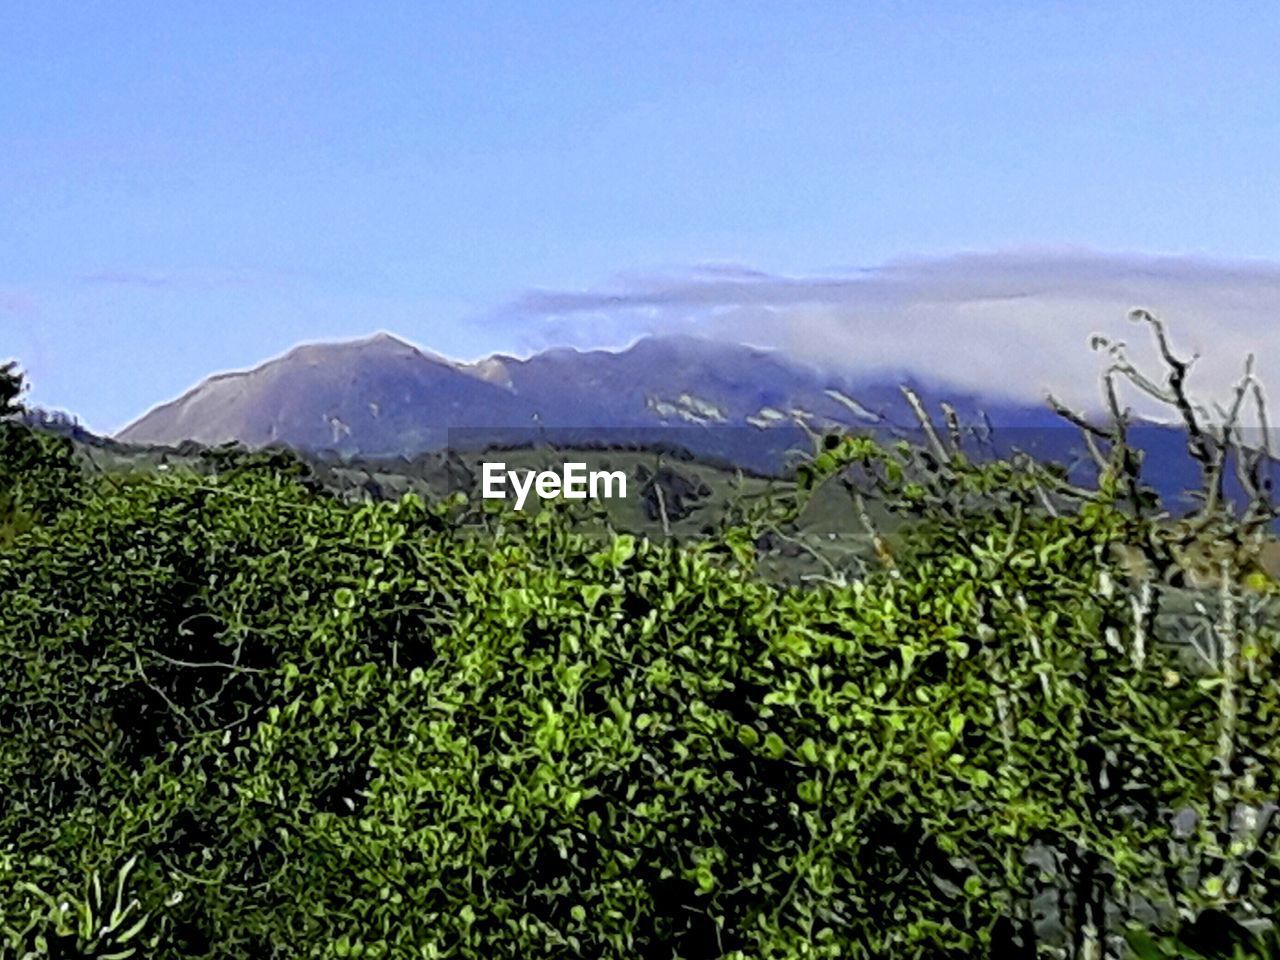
[116,333,527,453]
[117,331,1213,495]
[116,332,1044,469]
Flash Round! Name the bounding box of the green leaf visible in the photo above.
[763,732,786,759]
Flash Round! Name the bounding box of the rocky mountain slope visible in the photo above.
[117,332,1204,490]
[118,333,1057,465]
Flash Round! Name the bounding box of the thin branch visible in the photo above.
[1129,308,1216,478]
[1047,394,1111,471]
[149,651,269,674]
[899,386,951,465]
[939,401,964,456]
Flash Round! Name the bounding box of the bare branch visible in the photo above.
[939,401,964,456]
[1047,394,1111,471]
[899,385,951,465]
[1129,309,1216,483]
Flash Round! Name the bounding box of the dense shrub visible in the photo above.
[1,419,1277,959]
[0,421,84,547]
[0,364,86,546]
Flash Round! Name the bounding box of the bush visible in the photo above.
[3,314,1280,958]
[0,432,1276,959]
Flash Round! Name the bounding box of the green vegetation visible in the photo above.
[2,319,1279,958]
[65,434,900,574]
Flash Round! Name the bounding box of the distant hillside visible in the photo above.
[117,332,1073,473]
[17,407,111,447]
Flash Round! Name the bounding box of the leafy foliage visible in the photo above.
[2,318,1279,958]
[4,856,162,959]
[1,361,24,419]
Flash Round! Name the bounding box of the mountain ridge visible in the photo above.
[119,333,928,458]
[114,331,1147,479]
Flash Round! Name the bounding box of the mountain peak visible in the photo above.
[287,330,418,355]
[358,331,414,349]
[273,331,456,370]
[114,330,1016,471]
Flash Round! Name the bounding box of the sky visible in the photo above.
[2,1,1279,433]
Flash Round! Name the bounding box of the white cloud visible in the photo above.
[499,248,1280,419]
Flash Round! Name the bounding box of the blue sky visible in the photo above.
[3,2,1279,432]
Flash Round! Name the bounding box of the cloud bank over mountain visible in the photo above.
[499,249,1280,417]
